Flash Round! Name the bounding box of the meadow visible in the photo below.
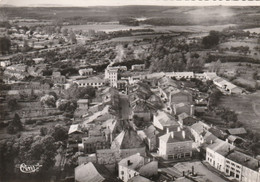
[219,91,260,134]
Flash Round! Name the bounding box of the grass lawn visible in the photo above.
[218,91,260,134]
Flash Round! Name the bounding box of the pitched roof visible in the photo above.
[144,125,159,139]
[75,162,120,182]
[76,76,105,84]
[68,124,83,135]
[155,111,179,127]
[118,153,144,171]
[207,139,235,156]
[227,128,247,135]
[191,121,210,135]
[226,150,260,171]
[111,130,145,150]
[159,131,191,143]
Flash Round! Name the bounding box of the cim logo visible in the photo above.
[16,163,42,173]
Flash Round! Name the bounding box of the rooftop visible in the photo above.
[226,150,260,171]
[227,128,247,135]
[156,110,178,125]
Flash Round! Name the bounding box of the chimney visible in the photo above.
[210,140,213,144]
[225,138,229,143]
[190,105,194,116]
[177,127,181,132]
[170,132,174,138]
[182,130,186,139]
[166,128,169,134]
[127,160,132,166]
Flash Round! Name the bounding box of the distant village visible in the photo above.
[0,13,260,182]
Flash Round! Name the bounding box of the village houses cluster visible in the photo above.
[1,53,258,182]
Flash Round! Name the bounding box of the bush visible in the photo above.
[25,119,36,125]
[36,120,43,125]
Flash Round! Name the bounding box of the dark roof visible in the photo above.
[227,128,247,135]
[226,150,260,171]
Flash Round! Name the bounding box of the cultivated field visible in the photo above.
[244,27,260,34]
[219,91,260,134]
[218,38,260,59]
[64,24,145,33]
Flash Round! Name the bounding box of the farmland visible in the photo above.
[218,91,260,134]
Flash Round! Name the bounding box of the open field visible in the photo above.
[219,91,260,134]
[64,24,146,33]
[244,27,260,34]
[218,38,260,59]
[64,23,237,33]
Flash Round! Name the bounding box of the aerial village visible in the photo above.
[0,7,260,182]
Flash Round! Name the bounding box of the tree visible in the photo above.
[40,127,48,136]
[202,30,220,48]
[0,36,11,55]
[7,114,23,134]
[7,98,19,111]
[50,125,68,141]
[69,31,77,44]
[40,94,56,107]
[62,28,68,36]
[220,108,238,123]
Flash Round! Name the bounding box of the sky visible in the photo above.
[0,0,259,7]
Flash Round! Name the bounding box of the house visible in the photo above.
[117,80,128,93]
[230,151,260,182]
[111,130,146,159]
[170,90,193,105]
[213,77,243,94]
[206,139,260,182]
[0,60,11,67]
[178,113,198,127]
[206,139,236,173]
[137,125,159,151]
[158,129,193,160]
[190,121,211,144]
[4,64,28,81]
[77,99,89,109]
[74,76,105,88]
[105,66,118,87]
[173,103,194,116]
[167,72,194,80]
[131,64,145,71]
[78,68,93,76]
[74,162,121,182]
[153,110,179,132]
[118,153,158,182]
[68,124,85,142]
[52,71,66,84]
[227,128,247,137]
[32,58,45,64]
[204,72,218,80]
[81,136,110,154]
[132,100,152,122]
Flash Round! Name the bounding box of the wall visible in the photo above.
[241,166,260,182]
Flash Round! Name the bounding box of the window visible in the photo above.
[226,169,229,173]
[168,155,173,160]
[185,153,190,157]
[226,161,230,164]
[121,171,124,175]
[236,170,240,173]
[236,174,240,179]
